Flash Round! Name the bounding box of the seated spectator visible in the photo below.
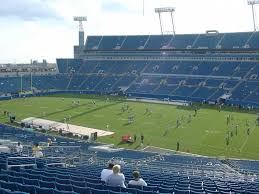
[106,165,126,188]
[32,143,43,158]
[15,142,23,155]
[128,171,147,186]
[101,163,114,182]
[47,138,53,146]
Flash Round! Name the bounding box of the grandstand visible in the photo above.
[1,32,258,107]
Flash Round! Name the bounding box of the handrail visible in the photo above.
[6,156,36,170]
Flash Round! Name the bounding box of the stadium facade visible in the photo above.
[0,31,258,107]
[57,31,259,108]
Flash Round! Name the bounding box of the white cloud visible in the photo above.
[0,0,258,63]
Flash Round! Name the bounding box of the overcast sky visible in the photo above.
[0,0,258,63]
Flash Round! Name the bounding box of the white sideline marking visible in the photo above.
[240,125,256,152]
[74,112,83,114]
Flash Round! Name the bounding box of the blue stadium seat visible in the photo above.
[39,180,56,189]
[55,183,73,192]
[72,185,90,194]
[8,175,24,184]
[16,183,36,194]
[70,180,86,187]
[41,175,56,182]
[0,180,18,191]
[35,186,54,194]
[55,177,71,185]
[23,178,39,186]
[90,188,109,194]
[121,187,138,194]
[109,191,129,194]
[53,190,77,194]
[0,174,9,182]
[128,184,143,190]
[104,186,122,192]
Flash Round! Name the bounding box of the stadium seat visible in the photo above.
[16,183,36,194]
[121,187,138,194]
[173,188,189,194]
[55,177,71,185]
[41,175,56,182]
[109,191,130,194]
[87,182,103,190]
[90,188,109,194]
[0,174,9,182]
[39,180,56,189]
[0,181,18,191]
[72,185,90,194]
[70,180,86,187]
[23,178,39,186]
[55,183,73,191]
[104,186,122,192]
[35,186,54,194]
[136,190,155,194]
[128,184,143,190]
[53,190,77,194]
[143,186,158,192]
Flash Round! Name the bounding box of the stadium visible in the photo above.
[0,0,259,194]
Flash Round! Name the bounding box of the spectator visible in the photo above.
[47,138,53,146]
[16,142,23,155]
[32,143,43,158]
[128,171,147,186]
[101,163,114,182]
[106,165,126,188]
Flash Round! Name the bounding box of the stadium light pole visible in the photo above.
[73,16,87,47]
[248,0,259,31]
[155,7,176,35]
[20,74,23,94]
[30,71,33,92]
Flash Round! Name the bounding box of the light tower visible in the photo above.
[248,0,259,31]
[73,16,87,47]
[155,7,176,35]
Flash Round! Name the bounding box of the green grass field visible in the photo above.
[0,94,258,160]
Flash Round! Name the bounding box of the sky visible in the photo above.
[0,0,258,63]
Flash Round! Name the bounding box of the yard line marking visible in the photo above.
[240,125,256,152]
[74,112,83,114]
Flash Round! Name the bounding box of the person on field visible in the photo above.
[141,134,144,144]
[177,142,180,151]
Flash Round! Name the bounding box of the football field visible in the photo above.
[0,94,258,160]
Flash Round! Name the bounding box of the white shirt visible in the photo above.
[128,178,147,186]
[16,144,23,154]
[101,169,113,182]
